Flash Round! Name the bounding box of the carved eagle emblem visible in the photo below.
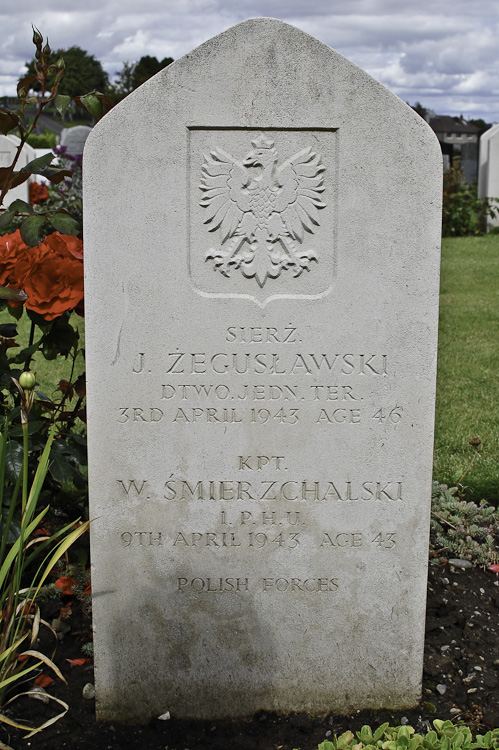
[200,135,326,287]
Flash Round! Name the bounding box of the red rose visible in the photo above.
[29,182,50,205]
[0,230,31,286]
[21,233,84,321]
[0,230,84,320]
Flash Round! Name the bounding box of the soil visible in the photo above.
[2,562,499,750]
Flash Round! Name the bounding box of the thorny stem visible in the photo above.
[21,422,28,515]
[0,69,55,208]
[66,396,83,431]
[57,346,79,420]
[24,320,36,372]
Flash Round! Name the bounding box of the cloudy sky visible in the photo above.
[1,0,498,121]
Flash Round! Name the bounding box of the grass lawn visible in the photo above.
[433,234,499,503]
[0,234,497,502]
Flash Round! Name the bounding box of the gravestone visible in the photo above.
[478,123,499,229]
[460,142,478,185]
[60,125,92,154]
[84,18,442,723]
[0,135,36,206]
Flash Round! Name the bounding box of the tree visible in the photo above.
[112,55,173,99]
[132,55,173,88]
[113,61,136,98]
[468,118,491,133]
[24,46,109,99]
[410,101,429,120]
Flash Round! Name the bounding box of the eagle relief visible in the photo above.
[199,135,326,288]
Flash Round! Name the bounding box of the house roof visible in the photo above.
[429,116,480,135]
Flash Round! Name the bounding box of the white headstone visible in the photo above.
[478,123,499,229]
[0,135,36,207]
[84,19,442,723]
[60,125,92,155]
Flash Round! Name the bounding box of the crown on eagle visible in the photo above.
[250,135,275,150]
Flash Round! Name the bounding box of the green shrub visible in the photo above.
[303,720,499,750]
[430,482,499,565]
[442,168,496,237]
[26,130,57,149]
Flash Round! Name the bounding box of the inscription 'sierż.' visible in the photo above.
[225,326,299,343]
[200,136,326,287]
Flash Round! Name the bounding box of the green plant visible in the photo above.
[0,376,89,736]
[430,482,499,565]
[302,721,499,750]
[45,146,83,224]
[0,300,87,521]
[25,129,57,149]
[0,27,112,246]
[442,168,497,237]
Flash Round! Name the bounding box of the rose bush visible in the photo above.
[0,229,83,320]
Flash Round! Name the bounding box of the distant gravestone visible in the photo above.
[60,125,92,154]
[84,19,442,723]
[0,135,36,206]
[460,142,478,185]
[478,123,499,228]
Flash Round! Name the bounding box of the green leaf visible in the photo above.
[7,199,33,215]
[0,167,30,191]
[0,324,17,337]
[4,441,23,482]
[42,168,72,185]
[8,420,43,438]
[0,111,19,135]
[48,451,75,483]
[8,341,40,365]
[78,93,101,120]
[42,316,79,357]
[54,94,71,116]
[49,213,81,235]
[0,210,15,229]
[0,286,27,303]
[20,153,53,174]
[17,74,37,99]
[374,725,390,742]
[7,303,24,320]
[20,215,45,246]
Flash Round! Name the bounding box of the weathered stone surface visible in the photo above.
[60,125,91,154]
[83,18,442,723]
[478,122,499,228]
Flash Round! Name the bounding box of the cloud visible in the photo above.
[0,0,498,120]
